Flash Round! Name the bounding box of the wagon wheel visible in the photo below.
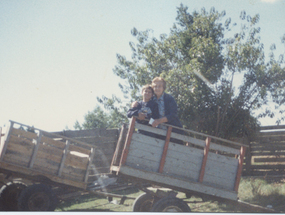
[17,184,58,211]
[0,182,27,211]
[151,197,191,212]
[132,193,154,212]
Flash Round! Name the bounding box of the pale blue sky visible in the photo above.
[0,0,284,131]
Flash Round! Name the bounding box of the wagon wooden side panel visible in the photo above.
[111,117,248,201]
[0,121,96,189]
[51,128,119,177]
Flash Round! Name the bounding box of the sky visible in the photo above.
[0,0,285,132]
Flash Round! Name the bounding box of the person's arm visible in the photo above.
[127,103,146,120]
[151,117,168,127]
[127,102,141,118]
[127,107,139,118]
[164,94,179,123]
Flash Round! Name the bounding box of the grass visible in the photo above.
[55,177,285,212]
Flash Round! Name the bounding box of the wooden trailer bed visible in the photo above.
[0,120,95,190]
[111,117,248,201]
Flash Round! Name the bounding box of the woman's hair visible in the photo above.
[141,85,154,94]
[152,77,166,90]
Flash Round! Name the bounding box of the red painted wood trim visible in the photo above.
[158,126,172,173]
[120,117,136,166]
[199,137,211,182]
[234,146,246,191]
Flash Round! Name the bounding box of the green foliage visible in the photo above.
[74,105,128,130]
[78,5,285,137]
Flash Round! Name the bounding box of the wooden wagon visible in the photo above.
[110,117,274,212]
[0,120,131,211]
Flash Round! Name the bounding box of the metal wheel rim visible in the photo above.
[27,192,50,211]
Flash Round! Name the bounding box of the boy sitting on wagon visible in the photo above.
[127,85,159,134]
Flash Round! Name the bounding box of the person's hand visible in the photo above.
[137,112,147,120]
[151,119,161,127]
[131,101,139,108]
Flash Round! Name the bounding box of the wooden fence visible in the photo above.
[243,125,285,177]
[52,128,119,181]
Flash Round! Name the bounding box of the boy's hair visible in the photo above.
[142,85,154,94]
[152,77,166,90]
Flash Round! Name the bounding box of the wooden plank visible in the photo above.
[260,125,285,130]
[64,153,89,170]
[251,151,285,156]
[120,117,136,166]
[249,164,285,169]
[35,150,62,164]
[204,157,238,174]
[52,128,118,138]
[2,151,31,166]
[33,158,60,175]
[84,147,96,182]
[68,144,91,155]
[73,137,118,145]
[58,140,70,177]
[170,132,206,147]
[234,146,246,191]
[163,157,201,181]
[203,169,237,190]
[0,161,87,189]
[11,128,37,140]
[135,123,167,136]
[119,165,238,200]
[160,143,204,181]
[207,151,239,165]
[37,144,64,158]
[203,173,236,191]
[131,133,166,147]
[126,154,160,172]
[127,140,164,162]
[29,131,43,168]
[0,121,14,161]
[254,157,285,163]
[209,143,240,155]
[258,130,285,136]
[159,127,172,173]
[203,153,239,190]
[170,124,248,147]
[5,136,34,155]
[250,145,285,151]
[199,137,210,182]
[9,120,95,148]
[111,124,128,166]
[165,143,204,164]
[61,165,86,177]
[41,135,66,149]
[61,169,85,182]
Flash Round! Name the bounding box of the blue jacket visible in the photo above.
[161,93,183,129]
[127,100,159,125]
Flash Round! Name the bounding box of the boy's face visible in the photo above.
[142,88,153,101]
[152,81,164,98]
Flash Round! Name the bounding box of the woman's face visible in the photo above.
[152,81,164,98]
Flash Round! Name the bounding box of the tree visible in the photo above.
[77,5,285,140]
[74,98,129,130]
